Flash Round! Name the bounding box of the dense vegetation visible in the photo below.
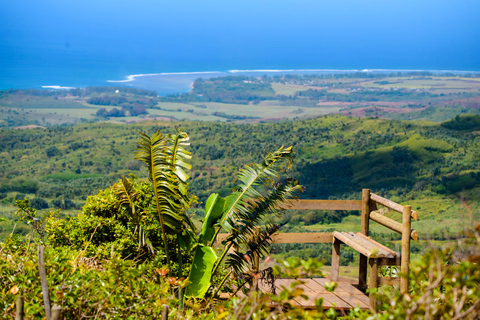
[0,127,478,318]
[1,115,479,242]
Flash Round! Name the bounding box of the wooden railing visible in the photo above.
[216,189,418,303]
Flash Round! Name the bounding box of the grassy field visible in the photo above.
[271,83,313,95]
[360,77,480,92]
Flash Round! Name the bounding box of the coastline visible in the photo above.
[102,68,480,96]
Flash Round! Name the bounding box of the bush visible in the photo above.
[30,197,49,209]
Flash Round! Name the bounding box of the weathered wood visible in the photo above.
[358,255,368,292]
[355,233,399,257]
[368,258,379,310]
[370,193,417,220]
[335,291,370,309]
[376,257,401,266]
[379,277,400,286]
[361,189,371,236]
[51,306,63,320]
[359,189,370,291]
[370,211,418,240]
[38,245,51,320]
[333,232,371,257]
[255,278,371,310]
[401,205,412,294]
[16,296,24,320]
[278,199,362,211]
[161,304,169,320]
[331,239,341,282]
[216,232,333,244]
[346,232,396,258]
[333,232,393,258]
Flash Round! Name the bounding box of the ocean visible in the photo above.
[1,0,479,95]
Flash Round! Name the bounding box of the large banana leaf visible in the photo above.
[185,193,225,298]
[185,245,218,298]
[199,193,225,246]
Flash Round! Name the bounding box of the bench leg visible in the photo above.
[358,255,368,292]
[369,258,379,310]
[331,239,341,282]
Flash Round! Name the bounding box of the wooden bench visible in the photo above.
[330,190,418,309]
[216,189,418,310]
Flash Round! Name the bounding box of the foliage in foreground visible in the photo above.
[1,225,479,319]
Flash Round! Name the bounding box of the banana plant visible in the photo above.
[185,146,303,299]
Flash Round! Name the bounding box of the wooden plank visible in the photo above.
[274,278,294,290]
[278,199,362,211]
[303,278,328,293]
[270,232,333,243]
[355,233,399,257]
[336,282,365,295]
[335,291,370,309]
[352,293,371,307]
[333,232,373,257]
[401,206,411,294]
[320,292,354,309]
[274,279,303,307]
[379,277,400,286]
[345,232,395,258]
[370,193,417,220]
[216,232,333,244]
[370,212,418,240]
[308,292,334,308]
[333,232,393,258]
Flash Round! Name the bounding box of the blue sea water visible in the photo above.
[1,0,479,95]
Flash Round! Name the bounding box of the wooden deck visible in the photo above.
[258,278,371,311]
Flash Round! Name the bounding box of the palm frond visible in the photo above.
[134,129,193,235]
[216,146,294,236]
[134,129,194,267]
[224,178,302,247]
[225,223,284,275]
[113,176,153,254]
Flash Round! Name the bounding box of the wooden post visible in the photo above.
[369,258,379,310]
[38,245,51,320]
[51,306,63,320]
[16,296,24,320]
[400,205,412,294]
[161,304,169,320]
[331,238,341,281]
[359,189,370,291]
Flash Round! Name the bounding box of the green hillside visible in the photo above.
[1,115,479,242]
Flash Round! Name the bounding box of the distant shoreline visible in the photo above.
[30,68,480,95]
[106,68,480,84]
[100,68,480,96]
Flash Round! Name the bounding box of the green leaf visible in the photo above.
[199,194,225,246]
[185,245,218,298]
